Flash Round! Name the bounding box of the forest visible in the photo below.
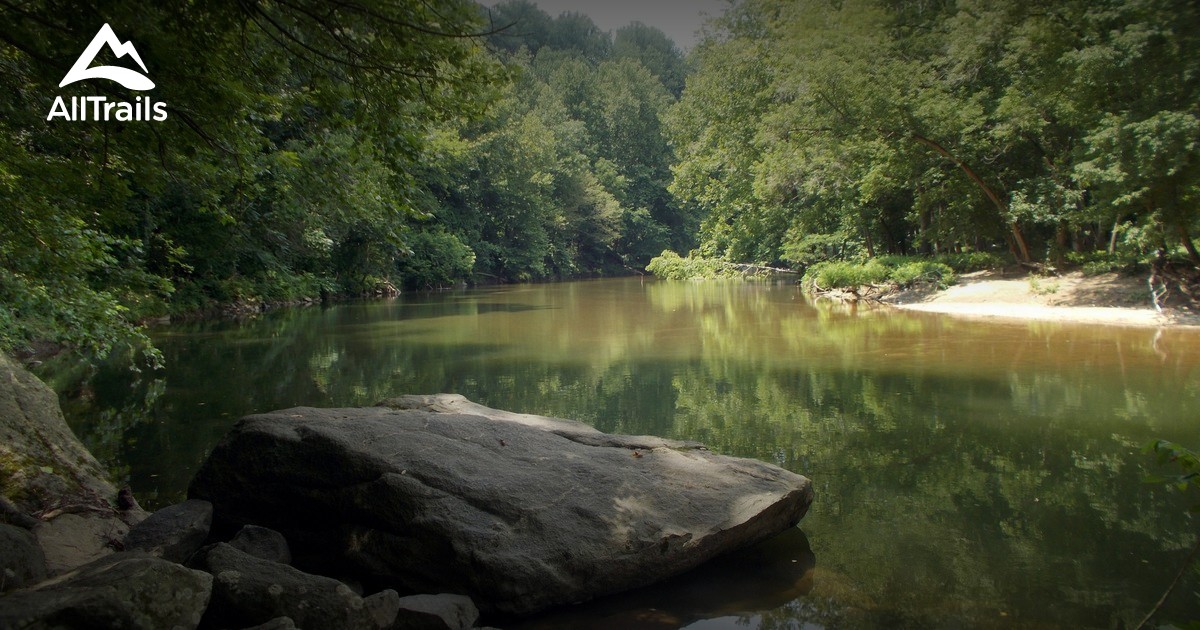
[665,0,1200,289]
[2,0,1199,360]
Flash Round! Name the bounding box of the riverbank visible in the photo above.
[883,269,1200,327]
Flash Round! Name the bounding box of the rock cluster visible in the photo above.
[1,352,814,628]
[1,503,480,630]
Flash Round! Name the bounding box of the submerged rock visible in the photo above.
[190,394,814,616]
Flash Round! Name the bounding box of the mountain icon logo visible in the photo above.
[59,23,155,91]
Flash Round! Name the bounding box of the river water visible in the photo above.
[43,277,1200,628]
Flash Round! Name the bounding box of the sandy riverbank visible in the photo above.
[883,270,1200,327]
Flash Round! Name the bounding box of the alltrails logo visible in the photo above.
[47,23,167,122]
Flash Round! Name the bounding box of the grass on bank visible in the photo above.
[647,250,996,291]
[801,257,959,292]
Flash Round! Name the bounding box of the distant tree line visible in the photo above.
[0,0,690,359]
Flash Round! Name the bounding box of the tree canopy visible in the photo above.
[667,0,1200,271]
[0,0,690,359]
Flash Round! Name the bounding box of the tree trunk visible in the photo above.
[918,208,933,255]
[910,133,1030,262]
[1054,222,1069,267]
[1181,223,1200,266]
[1108,216,1124,254]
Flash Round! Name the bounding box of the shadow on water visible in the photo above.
[362,299,558,320]
[511,528,817,630]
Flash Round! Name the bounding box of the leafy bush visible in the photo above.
[396,229,476,289]
[781,232,862,268]
[1064,251,1140,276]
[0,267,148,360]
[802,260,890,290]
[889,261,956,287]
[931,252,1007,273]
[256,271,331,302]
[803,258,956,290]
[168,270,332,316]
[646,250,739,280]
[168,280,218,315]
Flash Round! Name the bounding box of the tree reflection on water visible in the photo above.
[40,277,1200,628]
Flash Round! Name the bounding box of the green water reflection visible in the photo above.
[42,277,1200,628]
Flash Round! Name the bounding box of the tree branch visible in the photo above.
[1136,534,1200,630]
[909,132,1031,262]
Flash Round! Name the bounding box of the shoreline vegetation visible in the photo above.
[646,249,1200,328]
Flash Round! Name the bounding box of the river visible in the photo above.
[40,277,1200,628]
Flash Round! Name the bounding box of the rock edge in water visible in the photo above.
[190,394,814,616]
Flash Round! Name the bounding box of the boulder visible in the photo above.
[189,394,814,615]
[395,593,479,630]
[0,552,212,629]
[33,512,129,575]
[229,524,291,565]
[0,523,47,591]
[123,499,212,563]
[194,542,400,629]
[1,354,145,576]
[0,354,119,514]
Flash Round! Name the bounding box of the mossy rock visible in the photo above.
[0,354,117,515]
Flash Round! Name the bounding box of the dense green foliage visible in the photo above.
[668,0,1200,272]
[418,6,694,281]
[0,1,690,358]
[6,0,1200,358]
[645,250,740,280]
[1,0,502,357]
[801,258,955,291]
[1146,440,1200,496]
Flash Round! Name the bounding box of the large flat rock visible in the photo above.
[189,394,813,616]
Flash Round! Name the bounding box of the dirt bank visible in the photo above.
[883,270,1200,327]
